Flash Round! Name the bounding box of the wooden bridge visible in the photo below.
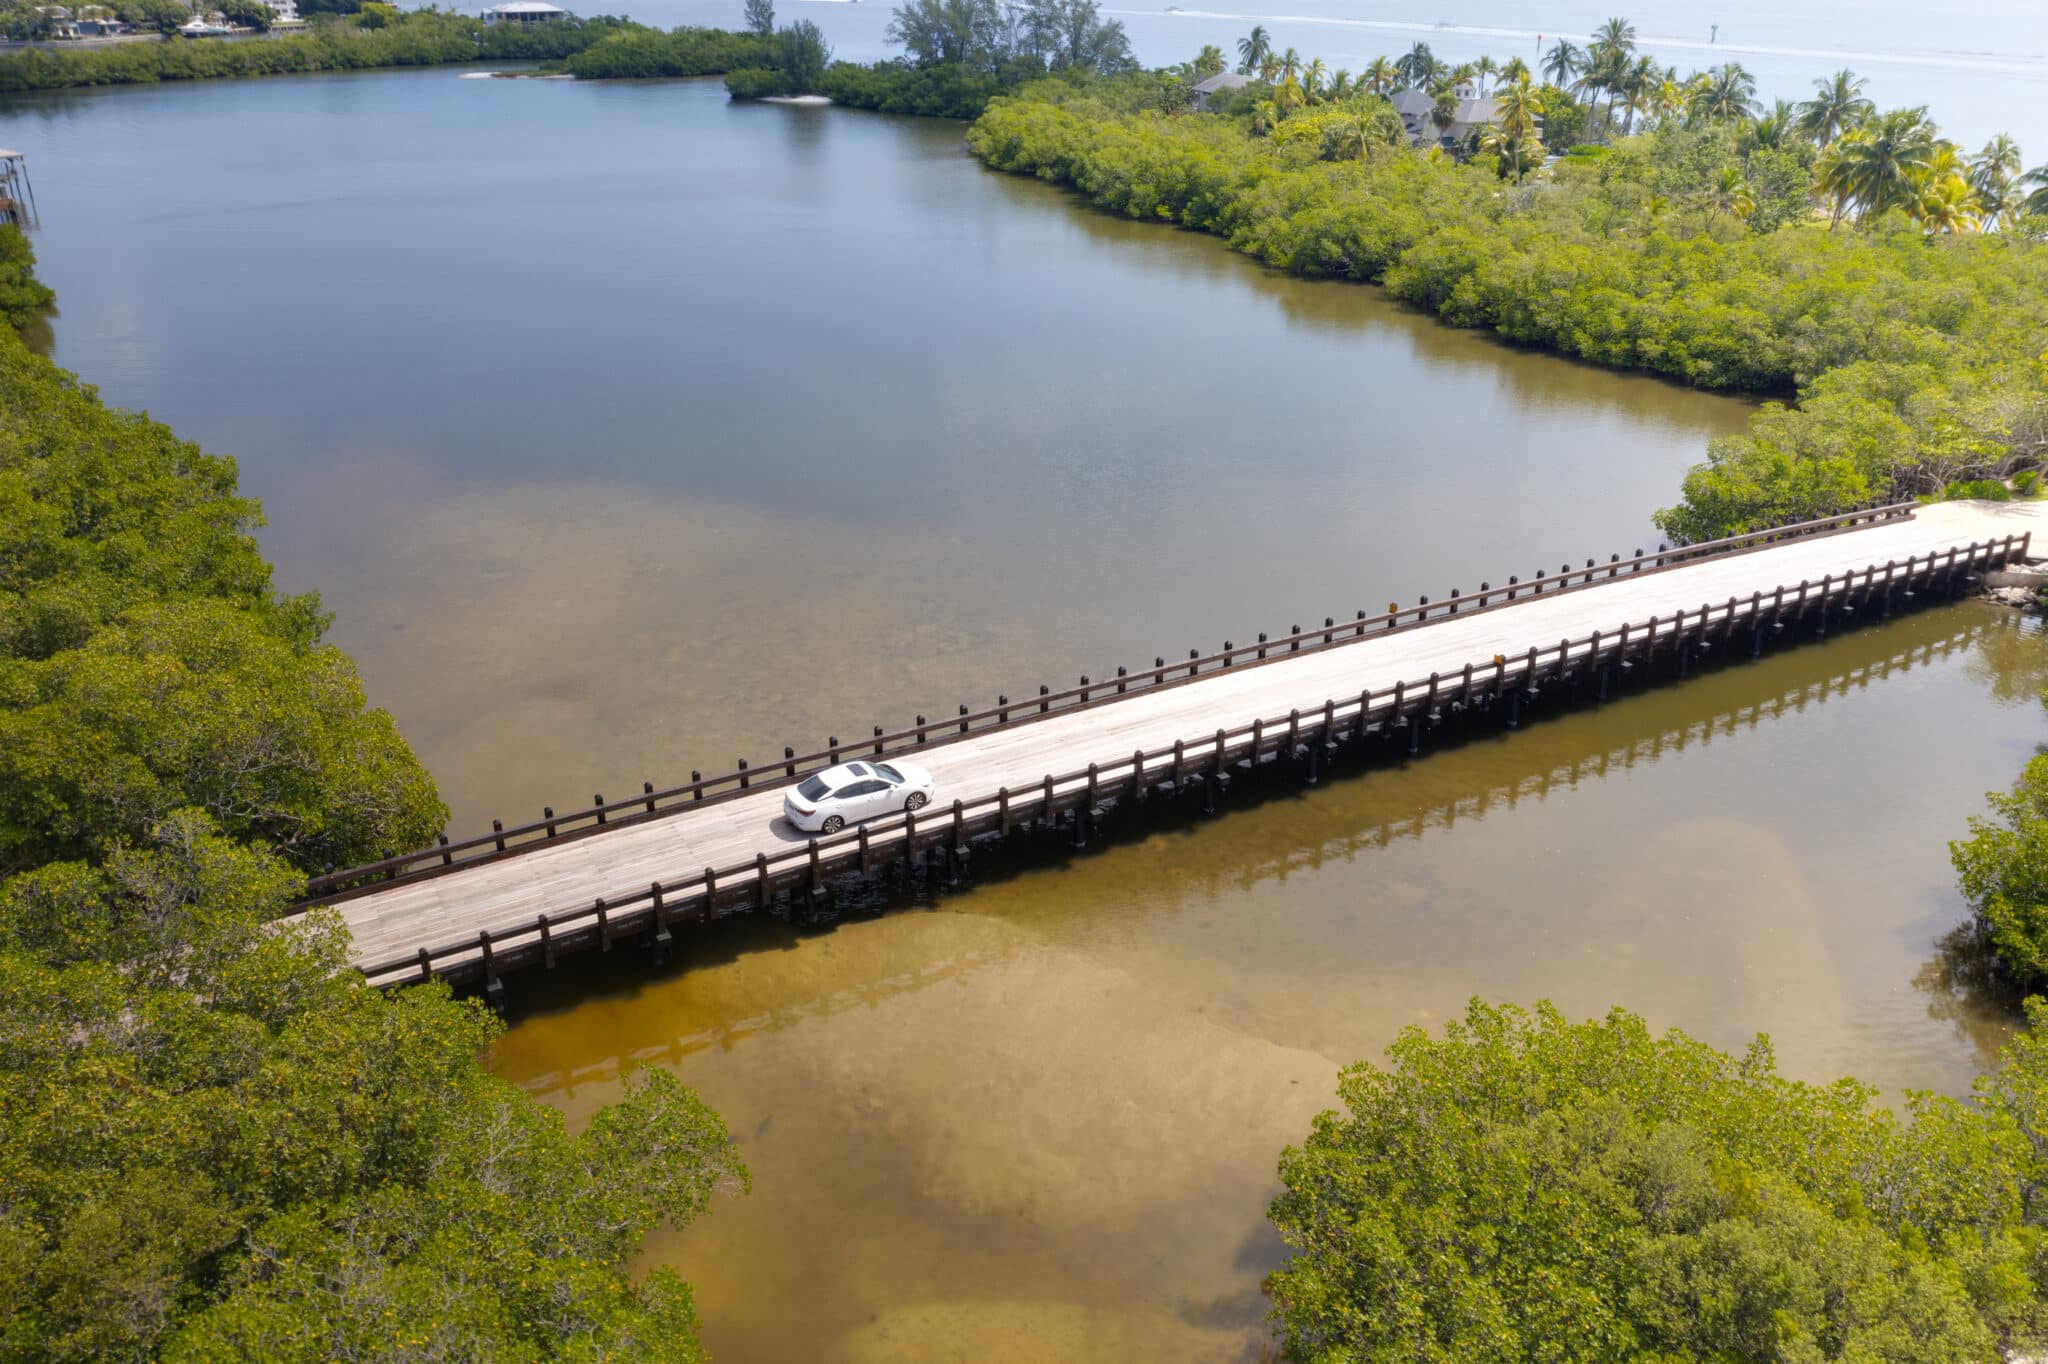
[299,499,2047,995]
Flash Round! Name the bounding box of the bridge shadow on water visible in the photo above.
[492,599,2045,1077]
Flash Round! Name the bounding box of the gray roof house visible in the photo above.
[1190,71,1251,110]
[1390,86,1502,149]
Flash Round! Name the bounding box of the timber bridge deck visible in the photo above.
[301,499,2048,994]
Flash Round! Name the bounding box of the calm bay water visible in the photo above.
[8,63,2048,1362]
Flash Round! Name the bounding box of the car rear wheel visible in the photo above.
[821,815,845,834]
[904,791,929,812]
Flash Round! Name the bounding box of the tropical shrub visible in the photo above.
[1270,999,2048,1362]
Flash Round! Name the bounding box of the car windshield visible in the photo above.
[873,763,904,783]
[797,776,831,801]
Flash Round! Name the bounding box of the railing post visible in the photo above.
[959,704,970,734]
[756,854,770,908]
[543,807,556,837]
[644,781,656,813]
[784,747,796,778]
[539,913,554,969]
[737,760,749,790]
[917,715,927,744]
[492,819,506,852]
[437,833,451,866]
[596,897,610,951]
[691,772,703,802]
[594,795,606,826]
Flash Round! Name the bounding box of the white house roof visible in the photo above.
[1191,72,1250,94]
[485,2,565,12]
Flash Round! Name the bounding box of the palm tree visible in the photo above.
[1278,47,1303,87]
[1191,44,1225,79]
[1447,61,1479,92]
[1795,69,1873,147]
[1744,100,1795,154]
[1500,56,1530,87]
[1235,26,1270,77]
[2022,165,2048,217]
[1969,133,2024,220]
[1494,80,1542,140]
[1250,98,1280,135]
[1473,54,1498,93]
[1275,75,1306,111]
[1328,104,1403,161]
[1258,53,1280,83]
[1429,86,1460,141]
[1703,165,1756,223]
[1690,63,1758,124]
[1326,69,1353,102]
[1590,15,1636,55]
[1827,107,1937,223]
[1478,125,1542,182]
[1541,39,1582,89]
[1921,178,1983,234]
[1394,41,1436,89]
[1361,56,1398,97]
[1578,45,1629,127]
[1617,54,1658,134]
[1302,57,1327,103]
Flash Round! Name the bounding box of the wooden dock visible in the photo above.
[300,500,2047,993]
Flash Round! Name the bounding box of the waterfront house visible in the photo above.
[483,1,567,24]
[1390,85,1502,150]
[1190,71,1250,110]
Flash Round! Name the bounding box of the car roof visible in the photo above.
[814,762,870,786]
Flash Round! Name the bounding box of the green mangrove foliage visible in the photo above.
[566,23,776,80]
[965,78,2048,540]
[0,9,631,92]
[1955,754,2048,987]
[0,226,52,333]
[0,241,748,1357]
[717,18,830,98]
[817,0,1133,118]
[1270,999,2048,1362]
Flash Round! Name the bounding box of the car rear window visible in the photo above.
[798,776,831,801]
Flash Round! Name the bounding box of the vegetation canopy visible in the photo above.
[1270,998,2048,1362]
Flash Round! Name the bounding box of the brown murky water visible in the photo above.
[14,70,2047,1362]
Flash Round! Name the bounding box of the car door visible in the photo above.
[835,778,888,822]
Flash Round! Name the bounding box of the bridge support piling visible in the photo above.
[479,936,504,1010]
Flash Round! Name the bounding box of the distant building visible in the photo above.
[269,0,303,24]
[1390,85,1502,150]
[1189,71,1250,110]
[483,1,567,24]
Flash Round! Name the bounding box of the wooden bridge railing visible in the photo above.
[350,528,2023,990]
[306,500,1922,900]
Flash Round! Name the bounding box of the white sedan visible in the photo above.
[782,759,936,833]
